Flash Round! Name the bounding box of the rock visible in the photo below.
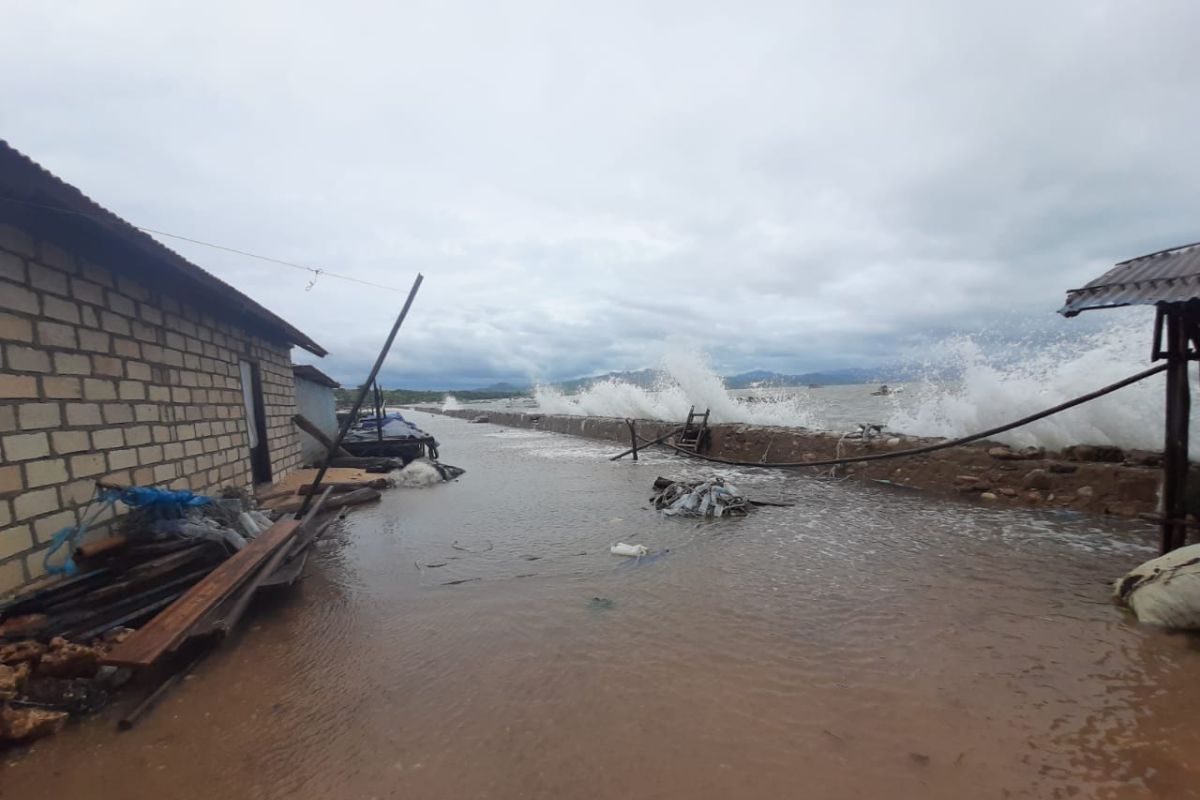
[955,474,981,484]
[0,706,68,742]
[0,662,31,700]
[1048,462,1078,474]
[1023,469,1053,491]
[36,637,101,679]
[1064,444,1125,463]
[0,640,45,666]
[998,487,1017,497]
[980,492,998,501]
[988,445,1045,460]
[1026,490,1043,505]
[1077,486,1095,498]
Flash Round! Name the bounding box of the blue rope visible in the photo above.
[42,487,214,576]
[43,492,120,577]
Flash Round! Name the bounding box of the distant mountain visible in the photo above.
[553,369,660,393]
[473,381,531,393]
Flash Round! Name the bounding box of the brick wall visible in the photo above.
[0,223,303,591]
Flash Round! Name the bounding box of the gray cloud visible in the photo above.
[2,0,1198,388]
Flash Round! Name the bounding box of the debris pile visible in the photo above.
[651,476,749,518]
[0,475,377,744]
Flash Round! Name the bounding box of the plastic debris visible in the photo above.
[610,543,648,557]
[1114,543,1200,629]
[651,477,749,518]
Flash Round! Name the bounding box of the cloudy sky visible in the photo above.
[2,0,1198,388]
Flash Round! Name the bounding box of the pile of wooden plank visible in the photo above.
[0,473,388,741]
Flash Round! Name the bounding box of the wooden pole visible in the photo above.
[1161,307,1190,554]
[296,274,424,517]
[625,419,638,461]
[292,414,352,458]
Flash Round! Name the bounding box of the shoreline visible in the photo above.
[416,407,1167,520]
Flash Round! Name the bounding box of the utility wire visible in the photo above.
[0,193,405,293]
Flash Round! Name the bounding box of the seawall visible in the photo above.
[419,408,1167,519]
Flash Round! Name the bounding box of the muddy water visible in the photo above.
[4,411,1200,799]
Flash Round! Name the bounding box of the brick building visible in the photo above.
[0,141,326,592]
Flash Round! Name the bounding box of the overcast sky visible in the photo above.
[2,1,1198,388]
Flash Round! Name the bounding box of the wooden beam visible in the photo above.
[292,414,352,459]
[101,519,301,668]
[1161,307,1190,554]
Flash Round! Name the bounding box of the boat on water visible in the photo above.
[338,410,440,461]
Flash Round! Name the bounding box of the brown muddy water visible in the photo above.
[3,410,1200,799]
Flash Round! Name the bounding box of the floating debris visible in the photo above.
[651,476,749,518]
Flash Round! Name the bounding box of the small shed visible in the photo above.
[292,364,340,464]
[1061,242,1200,553]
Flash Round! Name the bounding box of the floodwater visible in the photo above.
[4,410,1200,799]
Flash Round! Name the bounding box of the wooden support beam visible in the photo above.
[1161,307,1191,554]
[292,414,352,459]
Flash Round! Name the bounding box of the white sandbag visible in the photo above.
[1113,543,1200,629]
[610,543,648,557]
[395,459,445,488]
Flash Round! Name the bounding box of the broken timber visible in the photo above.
[101,519,302,669]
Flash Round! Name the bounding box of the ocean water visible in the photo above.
[451,308,1183,452]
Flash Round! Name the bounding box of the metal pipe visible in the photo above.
[296,274,423,517]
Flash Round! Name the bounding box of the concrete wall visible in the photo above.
[423,407,1164,521]
[0,223,303,591]
[294,377,337,464]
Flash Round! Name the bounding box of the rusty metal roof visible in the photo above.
[292,363,340,388]
[0,140,326,356]
[1060,241,1200,317]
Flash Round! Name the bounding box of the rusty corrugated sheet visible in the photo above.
[0,140,327,356]
[1060,242,1200,316]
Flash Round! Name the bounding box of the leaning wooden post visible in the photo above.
[625,418,638,461]
[296,274,424,518]
[1161,306,1190,553]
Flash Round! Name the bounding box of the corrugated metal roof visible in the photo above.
[0,140,326,356]
[292,363,340,388]
[1060,241,1200,317]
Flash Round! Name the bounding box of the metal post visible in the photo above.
[1161,307,1190,553]
[296,274,424,518]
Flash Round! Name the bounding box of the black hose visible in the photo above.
[641,363,1169,470]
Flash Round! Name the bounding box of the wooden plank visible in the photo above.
[267,487,381,517]
[292,413,353,458]
[101,520,301,668]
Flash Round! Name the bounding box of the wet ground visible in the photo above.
[3,410,1199,799]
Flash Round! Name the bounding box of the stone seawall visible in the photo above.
[419,407,1165,519]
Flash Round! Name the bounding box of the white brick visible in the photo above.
[24,458,68,488]
[51,430,91,454]
[18,402,60,430]
[83,378,117,400]
[3,432,49,460]
[64,403,102,426]
[0,525,33,559]
[14,487,58,520]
